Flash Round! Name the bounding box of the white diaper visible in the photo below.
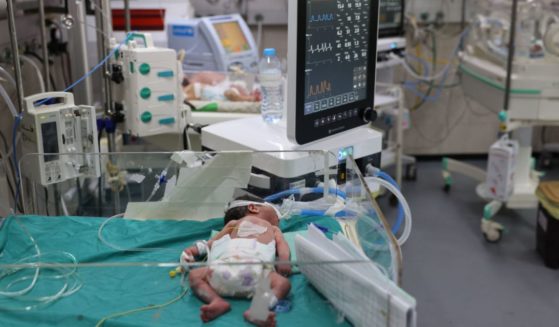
[208,235,276,298]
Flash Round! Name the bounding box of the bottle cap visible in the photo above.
[263,48,276,57]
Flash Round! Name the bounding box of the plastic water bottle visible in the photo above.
[258,48,283,124]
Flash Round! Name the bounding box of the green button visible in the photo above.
[157,70,174,78]
[139,63,151,75]
[140,87,151,99]
[141,111,152,123]
[159,117,176,125]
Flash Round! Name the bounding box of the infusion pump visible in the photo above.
[20,92,100,186]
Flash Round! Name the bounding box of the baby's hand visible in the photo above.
[181,248,196,263]
[277,263,292,277]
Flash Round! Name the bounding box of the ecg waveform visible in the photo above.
[309,13,335,23]
[308,80,332,97]
[308,42,333,54]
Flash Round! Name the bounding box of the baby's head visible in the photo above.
[224,195,280,226]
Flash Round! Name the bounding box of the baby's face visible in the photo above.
[257,205,280,226]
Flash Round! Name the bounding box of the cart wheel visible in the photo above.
[405,164,417,181]
[443,184,451,193]
[483,228,503,243]
[539,152,553,170]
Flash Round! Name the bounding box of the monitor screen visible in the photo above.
[379,0,404,37]
[41,121,59,162]
[303,0,372,116]
[213,21,251,54]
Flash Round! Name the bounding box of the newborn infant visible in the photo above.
[183,198,291,327]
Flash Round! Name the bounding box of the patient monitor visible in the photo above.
[167,14,259,73]
[202,0,382,183]
[287,0,379,144]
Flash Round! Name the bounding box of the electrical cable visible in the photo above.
[0,66,16,89]
[395,28,470,82]
[0,218,82,311]
[35,32,135,106]
[23,52,58,91]
[20,55,46,93]
[0,83,18,117]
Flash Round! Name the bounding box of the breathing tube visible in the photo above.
[366,165,412,246]
[264,187,347,203]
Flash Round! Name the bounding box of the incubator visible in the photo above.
[461,0,559,121]
[0,151,415,327]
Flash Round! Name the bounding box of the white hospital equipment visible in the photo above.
[20,92,100,186]
[443,0,559,242]
[202,0,383,188]
[167,14,259,73]
[110,33,186,137]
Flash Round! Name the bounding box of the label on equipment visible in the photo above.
[172,25,195,37]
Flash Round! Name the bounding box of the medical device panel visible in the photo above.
[287,0,380,145]
[20,92,100,186]
[111,33,185,137]
[167,14,259,73]
[379,0,404,38]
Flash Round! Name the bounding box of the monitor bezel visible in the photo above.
[287,0,379,145]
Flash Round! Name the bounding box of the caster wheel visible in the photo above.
[539,152,553,170]
[443,184,451,193]
[405,164,417,181]
[483,229,503,243]
[389,194,399,207]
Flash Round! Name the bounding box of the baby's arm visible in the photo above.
[273,227,292,276]
[182,220,239,262]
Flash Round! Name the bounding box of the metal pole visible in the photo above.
[6,0,24,112]
[504,0,519,112]
[124,0,131,33]
[38,0,51,91]
[461,0,467,31]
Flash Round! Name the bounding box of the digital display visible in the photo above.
[303,0,371,116]
[41,122,59,162]
[213,21,251,54]
[379,0,403,32]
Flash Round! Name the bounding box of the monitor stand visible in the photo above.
[201,116,383,180]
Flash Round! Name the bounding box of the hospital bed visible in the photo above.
[1,151,414,327]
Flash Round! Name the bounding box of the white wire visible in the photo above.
[0,66,16,89]
[97,214,176,253]
[392,28,470,82]
[0,218,82,310]
[365,177,412,246]
[0,83,18,118]
[20,55,46,93]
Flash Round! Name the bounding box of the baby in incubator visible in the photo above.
[182,196,291,327]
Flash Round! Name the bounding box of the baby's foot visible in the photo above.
[200,298,230,322]
[243,309,276,327]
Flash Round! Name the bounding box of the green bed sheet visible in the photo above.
[0,215,350,327]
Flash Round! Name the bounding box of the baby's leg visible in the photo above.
[189,267,230,322]
[244,272,291,327]
[269,272,291,301]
